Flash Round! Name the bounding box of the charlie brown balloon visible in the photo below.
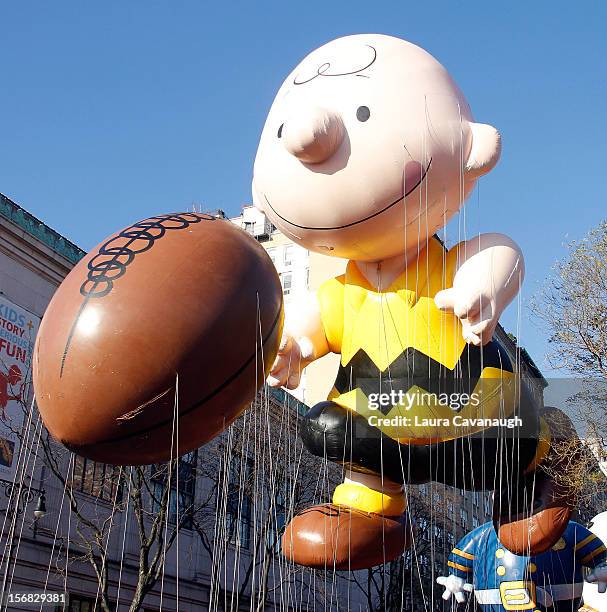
[254,34,578,570]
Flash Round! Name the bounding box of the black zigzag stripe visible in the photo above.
[334,340,513,415]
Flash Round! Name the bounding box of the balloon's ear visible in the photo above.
[465,122,501,179]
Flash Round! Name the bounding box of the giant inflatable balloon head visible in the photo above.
[253,34,501,261]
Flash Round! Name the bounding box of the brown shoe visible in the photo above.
[494,471,573,555]
[282,503,411,570]
[494,407,579,555]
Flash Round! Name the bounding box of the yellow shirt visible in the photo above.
[316,238,515,444]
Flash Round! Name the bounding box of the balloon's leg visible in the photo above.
[494,406,580,555]
[281,402,413,569]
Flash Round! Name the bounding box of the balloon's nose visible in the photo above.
[282,107,345,164]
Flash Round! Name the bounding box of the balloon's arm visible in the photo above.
[436,574,474,603]
[284,292,330,364]
[435,233,525,346]
[267,293,329,390]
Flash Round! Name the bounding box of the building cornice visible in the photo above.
[0,192,85,266]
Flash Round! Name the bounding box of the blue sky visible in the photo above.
[1,2,606,373]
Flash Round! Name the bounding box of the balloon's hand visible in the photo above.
[435,234,524,346]
[436,574,473,603]
[586,563,607,594]
[267,334,313,390]
[435,287,498,346]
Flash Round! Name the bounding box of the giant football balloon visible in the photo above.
[33,213,283,464]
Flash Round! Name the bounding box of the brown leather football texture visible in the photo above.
[33,213,283,465]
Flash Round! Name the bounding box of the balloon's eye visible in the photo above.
[356,106,370,122]
[277,124,284,138]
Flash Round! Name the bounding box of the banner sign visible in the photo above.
[0,296,40,479]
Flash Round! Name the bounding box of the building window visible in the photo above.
[282,273,292,295]
[243,221,255,235]
[460,508,468,528]
[150,451,197,529]
[225,455,253,549]
[433,525,443,545]
[472,516,480,528]
[403,550,412,569]
[284,245,293,266]
[72,456,123,502]
[267,248,276,265]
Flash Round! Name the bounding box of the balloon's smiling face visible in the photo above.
[253,34,501,261]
